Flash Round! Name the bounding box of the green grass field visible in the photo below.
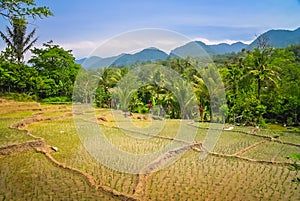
[0,99,299,200]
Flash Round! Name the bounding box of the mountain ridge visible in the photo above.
[77,27,300,69]
[247,27,300,49]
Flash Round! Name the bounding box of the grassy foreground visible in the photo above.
[0,99,299,200]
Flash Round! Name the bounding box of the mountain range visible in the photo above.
[76,27,300,69]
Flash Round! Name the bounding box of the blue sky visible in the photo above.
[1,0,300,59]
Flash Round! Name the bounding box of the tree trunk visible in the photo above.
[257,77,261,102]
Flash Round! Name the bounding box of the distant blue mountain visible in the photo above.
[210,42,248,54]
[169,41,247,58]
[77,47,168,69]
[75,56,102,69]
[112,47,168,66]
[76,54,124,70]
[248,27,300,49]
[76,27,300,69]
[170,41,214,58]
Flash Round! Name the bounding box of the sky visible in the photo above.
[1,0,300,59]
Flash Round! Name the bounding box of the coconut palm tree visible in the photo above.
[245,48,280,102]
[0,18,38,63]
[192,74,209,121]
[111,72,139,112]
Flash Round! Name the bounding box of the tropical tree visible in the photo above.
[171,77,197,119]
[29,41,81,99]
[195,63,226,122]
[225,58,244,101]
[73,68,94,104]
[0,18,37,63]
[167,57,185,74]
[0,58,38,94]
[93,67,127,108]
[192,74,209,121]
[219,54,247,122]
[244,47,280,102]
[111,72,139,112]
[266,48,299,124]
[287,44,300,62]
[0,0,52,21]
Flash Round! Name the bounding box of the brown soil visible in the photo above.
[0,139,47,155]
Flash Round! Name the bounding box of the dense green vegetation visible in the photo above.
[0,41,80,101]
[0,0,299,126]
[1,37,300,125]
[72,44,300,126]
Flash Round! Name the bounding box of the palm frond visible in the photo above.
[22,37,38,54]
[6,26,14,39]
[23,28,36,46]
[0,30,13,47]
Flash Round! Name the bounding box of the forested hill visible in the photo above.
[248,27,300,49]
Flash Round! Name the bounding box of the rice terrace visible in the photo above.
[0,98,299,200]
[1,0,300,200]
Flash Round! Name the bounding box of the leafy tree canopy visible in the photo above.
[29,41,81,99]
[0,0,53,23]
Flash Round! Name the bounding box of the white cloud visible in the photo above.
[65,29,192,58]
[2,36,253,61]
[63,38,252,59]
[192,37,252,45]
[62,41,98,50]
[56,30,253,59]
[60,41,99,59]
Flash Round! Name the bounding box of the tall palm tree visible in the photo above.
[245,48,280,102]
[191,62,226,122]
[0,18,37,63]
[193,74,209,106]
[111,73,139,112]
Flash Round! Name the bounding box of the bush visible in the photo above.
[259,117,267,128]
[131,106,148,114]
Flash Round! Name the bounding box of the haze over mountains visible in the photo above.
[76,27,300,69]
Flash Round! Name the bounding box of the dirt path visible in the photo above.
[192,150,295,166]
[233,140,268,156]
[187,122,300,148]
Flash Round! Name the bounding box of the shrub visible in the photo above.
[41,96,71,104]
